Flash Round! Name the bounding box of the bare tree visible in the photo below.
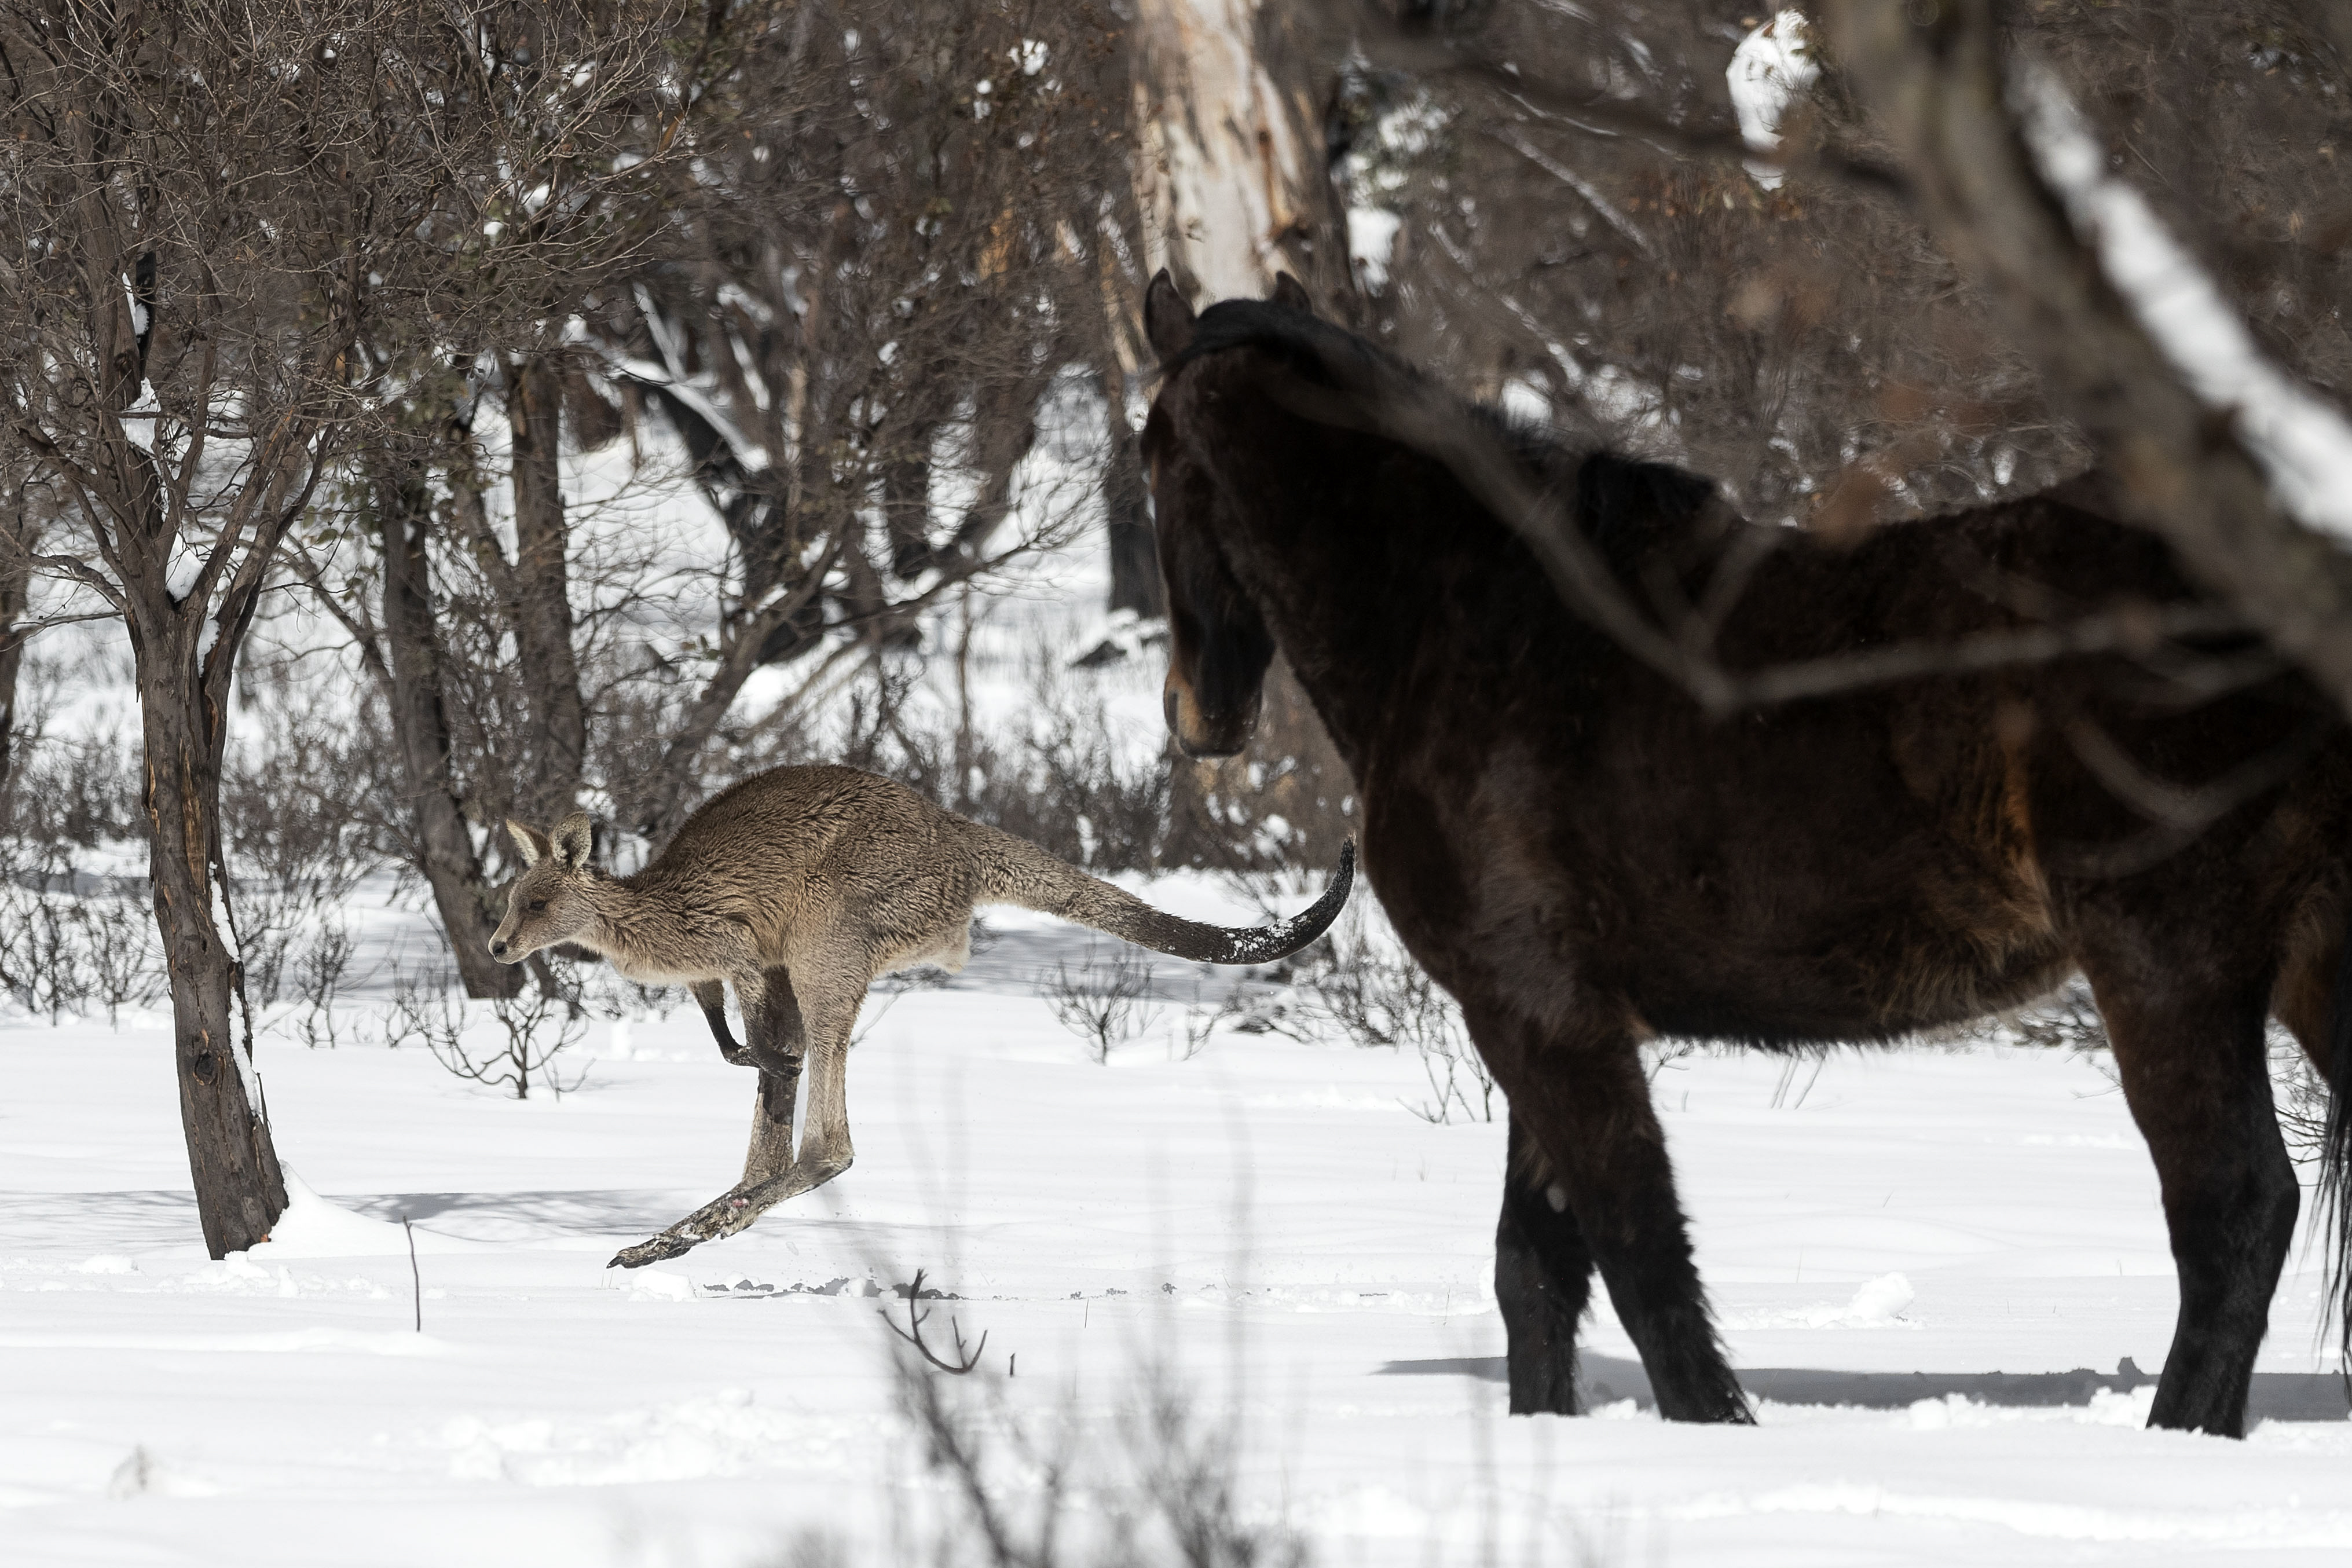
[273,3,733,991]
[0,0,682,1251]
[577,0,1151,842]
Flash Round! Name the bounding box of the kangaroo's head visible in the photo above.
[489,810,600,963]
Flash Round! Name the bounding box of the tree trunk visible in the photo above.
[129,600,287,1258]
[1131,0,1351,303]
[1098,364,1163,618]
[507,354,589,819]
[377,462,521,999]
[0,479,32,804]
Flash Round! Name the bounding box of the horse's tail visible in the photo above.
[973,826,1353,965]
[2323,921,2352,1382]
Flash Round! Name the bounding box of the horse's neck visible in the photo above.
[1221,516,1417,781]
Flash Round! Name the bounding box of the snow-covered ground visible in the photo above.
[8,317,2349,1566]
[4,905,2347,1565]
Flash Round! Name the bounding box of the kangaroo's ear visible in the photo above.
[506,818,548,867]
[551,809,595,871]
[1145,269,1197,362]
[1270,272,1317,317]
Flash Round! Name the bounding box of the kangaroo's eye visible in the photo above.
[527,900,548,914]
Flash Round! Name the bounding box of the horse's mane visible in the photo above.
[1162,299,1720,556]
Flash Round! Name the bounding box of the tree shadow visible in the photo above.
[343,1187,712,1239]
[1379,1353,2351,1422]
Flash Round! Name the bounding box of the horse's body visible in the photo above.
[1141,274,2352,1437]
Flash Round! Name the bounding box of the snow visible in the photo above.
[1727,12,1819,191]
[4,986,2346,1565]
[10,228,2349,1565]
[2017,59,2352,541]
[1347,208,1401,290]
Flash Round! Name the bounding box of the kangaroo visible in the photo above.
[489,763,1354,1267]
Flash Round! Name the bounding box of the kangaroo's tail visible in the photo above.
[2323,921,2352,1383]
[974,829,1354,965]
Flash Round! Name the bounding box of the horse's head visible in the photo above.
[1141,272,1317,758]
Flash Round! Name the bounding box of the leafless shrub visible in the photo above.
[221,698,391,1012]
[385,966,466,1055]
[2011,976,2109,1053]
[830,644,1175,876]
[888,1329,1309,1568]
[409,979,588,1100]
[1043,946,1162,1066]
[0,881,163,1026]
[2270,1034,2333,1167]
[1173,974,1253,1063]
[1283,903,1496,1125]
[80,895,162,1027]
[289,924,365,1050]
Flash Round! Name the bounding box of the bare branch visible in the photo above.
[881,1270,988,1375]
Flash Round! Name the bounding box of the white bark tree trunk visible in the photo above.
[1131,0,1341,303]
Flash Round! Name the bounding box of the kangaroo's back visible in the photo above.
[656,765,940,873]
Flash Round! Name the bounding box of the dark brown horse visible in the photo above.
[1140,271,2352,1438]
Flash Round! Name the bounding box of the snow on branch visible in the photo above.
[1727,11,1819,192]
[2015,59,2352,543]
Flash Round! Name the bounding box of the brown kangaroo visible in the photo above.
[489,763,1353,1267]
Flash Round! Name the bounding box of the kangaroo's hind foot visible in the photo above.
[607,1152,857,1269]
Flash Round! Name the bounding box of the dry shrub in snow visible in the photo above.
[1043,946,1162,1066]
[0,883,159,1027]
[1274,896,1496,1126]
[393,974,587,1101]
[887,1335,1308,1568]
[2009,976,2109,1053]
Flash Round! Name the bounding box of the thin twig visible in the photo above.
[882,1268,987,1374]
[403,1214,421,1332]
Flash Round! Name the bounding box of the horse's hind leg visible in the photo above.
[1488,1009,1750,1423]
[1496,1110,1597,1413]
[2083,960,2296,1437]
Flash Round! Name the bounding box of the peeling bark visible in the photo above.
[1131,0,1351,302]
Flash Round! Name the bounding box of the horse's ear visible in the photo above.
[1270,272,1317,317]
[1145,269,1197,362]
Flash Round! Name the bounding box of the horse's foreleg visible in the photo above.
[2086,968,2294,1437]
[1506,1022,1750,1424]
[1495,1109,1597,1414]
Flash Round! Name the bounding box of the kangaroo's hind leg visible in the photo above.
[739,969,808,1186]
[609,966,858,1269]
[610,967,812,1269]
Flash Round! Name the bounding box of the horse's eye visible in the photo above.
[527,900,547,914]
